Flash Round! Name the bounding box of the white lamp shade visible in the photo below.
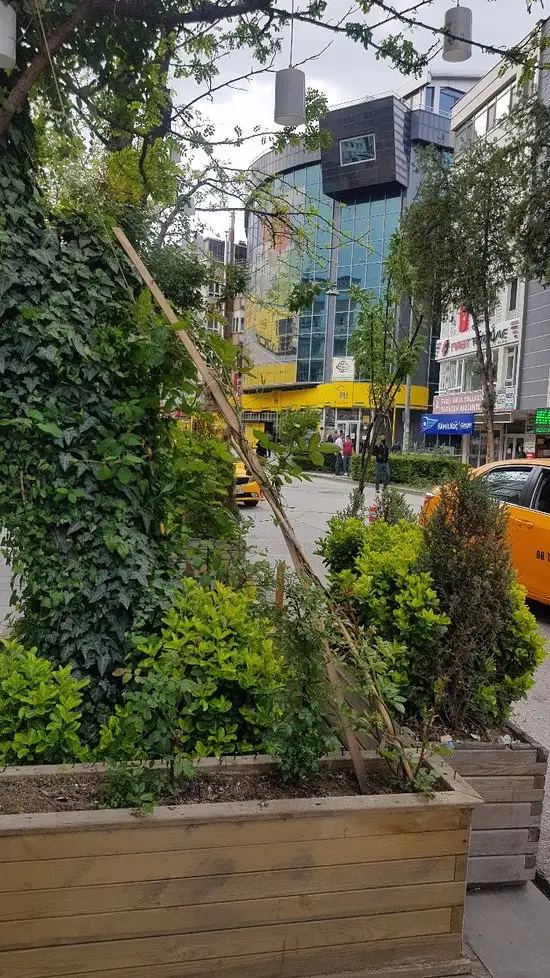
[443,6,472,63]
[274,68,306,127]
[0,2,16,70]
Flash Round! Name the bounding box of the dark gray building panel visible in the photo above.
[320,97,407,197]
[519,279,550,409]
[410,109,453,149]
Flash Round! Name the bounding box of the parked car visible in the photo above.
[423,459,550,604]
[233,459,261,507]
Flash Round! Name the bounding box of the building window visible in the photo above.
[339,133,376,167]
[504,346,518,387]
[447,358,464,392]
[439,86,464,116]
[231,315,245,334]
[462,357,479,392]
[508,277,518,313]
[424,86,435,110]
[208,282,223,298]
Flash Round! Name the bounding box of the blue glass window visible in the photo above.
[309,360,325,382]
[366,263,381,290]
[310,336,325,358]
[297,361,309,382]
[333,336,348,356]
[439,87,464,116]
[298,334,310,357]
[311,315,324,333]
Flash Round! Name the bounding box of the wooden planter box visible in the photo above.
[0,754,481,978]
[449,722,548,887]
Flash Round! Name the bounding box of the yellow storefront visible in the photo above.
[242,382,429,414]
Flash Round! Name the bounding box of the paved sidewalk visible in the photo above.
[308,469,429,497]
[464,883,550,978]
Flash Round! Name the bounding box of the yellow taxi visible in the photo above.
[423,459,550,604]
[233,459,262,507]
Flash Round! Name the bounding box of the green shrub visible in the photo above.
[0,640,88,765]
[349,452,464,487]
[423,470,545,728]
[374,485,416,525]
[474,582,545,725]
[99,579,285,762]
[317,515,370,575]
[265,579,339,780]
[325,520,449,715]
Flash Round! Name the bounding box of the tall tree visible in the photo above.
[401,142,518,462]
[348,230,425,514]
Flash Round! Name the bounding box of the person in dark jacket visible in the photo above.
[374,436,390,492]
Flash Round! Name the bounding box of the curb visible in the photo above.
[308,471,428,498]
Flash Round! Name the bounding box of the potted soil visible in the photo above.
[0,753,481,978]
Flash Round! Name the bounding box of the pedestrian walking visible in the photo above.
[342,435,354,475]
[374,436,390,492]
[334,430,344,475]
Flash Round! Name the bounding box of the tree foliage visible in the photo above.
[347,232,425,514]
[402,137,518,461]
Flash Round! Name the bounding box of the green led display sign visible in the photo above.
[535,409,550,434]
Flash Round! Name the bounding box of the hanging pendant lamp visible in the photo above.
[0,2,16,70]
[274,0,306,127]
[442,3,473,63]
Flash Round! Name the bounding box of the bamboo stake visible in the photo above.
[275,561,285,609]
[112,227,408,791]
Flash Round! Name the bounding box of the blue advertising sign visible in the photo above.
[421,413,474,436]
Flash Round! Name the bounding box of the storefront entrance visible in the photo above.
[504,434,525,460]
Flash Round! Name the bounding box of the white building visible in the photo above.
[431,19,550,464]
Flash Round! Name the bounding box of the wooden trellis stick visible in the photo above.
[113,227,410,792]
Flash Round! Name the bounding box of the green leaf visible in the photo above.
[37,422,63,439]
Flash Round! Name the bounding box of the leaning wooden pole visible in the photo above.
[112,227,411,790]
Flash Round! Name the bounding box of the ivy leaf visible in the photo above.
[37,421,63,439]
[116,467,134,485]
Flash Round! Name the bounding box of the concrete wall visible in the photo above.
[519,279,550,411]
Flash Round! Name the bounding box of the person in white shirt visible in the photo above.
[334,431,344,475]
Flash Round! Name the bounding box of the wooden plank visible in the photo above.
[470,828,537,857]
[0,807,464,863]
[471,802,539,830]
[0,785,478,839]
[450,905,464,934]
[0,908,453,977]
[19,934,466,978]
[0,855,457,921]
[454,854,468,882]
[0,881,466,951]
[0,830,468,893]
[451,749,543,777]
[465,776,543,803]
[468,855,535,886]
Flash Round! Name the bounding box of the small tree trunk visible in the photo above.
[350,412,384,517]
[472,312,496,464]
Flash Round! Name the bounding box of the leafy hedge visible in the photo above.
[349,452,465,487]
[99,579,285,761]
[321,473,545,729]
[0,116,237,736]
[0,640,88,765]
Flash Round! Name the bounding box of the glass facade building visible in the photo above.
[243,75,478,443]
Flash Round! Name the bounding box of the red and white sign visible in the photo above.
[436,319,520,361]
[433,391,483,414]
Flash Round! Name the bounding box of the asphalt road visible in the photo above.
[248,473,550,879]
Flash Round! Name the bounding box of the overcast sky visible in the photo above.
[175,0,543,237]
